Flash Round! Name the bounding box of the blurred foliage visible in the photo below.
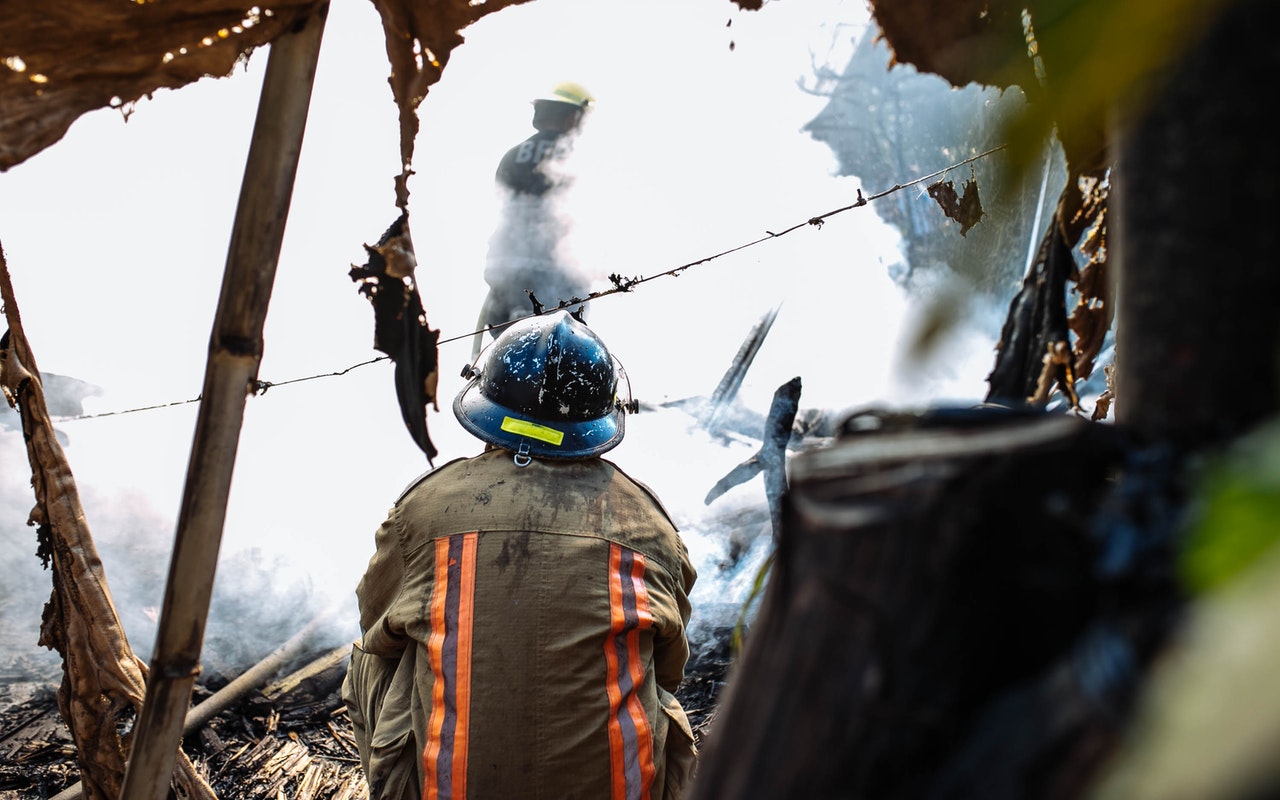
[1180,418,1280,594]
[1001,0,1232,180]
[732,551,773,656]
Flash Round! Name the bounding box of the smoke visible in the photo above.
[0,420,359,682]
[0,0,1003,680]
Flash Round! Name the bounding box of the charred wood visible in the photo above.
[688,408,1182,800]
[261,645,352,724]
[704,376,803,539]
[703,305,780,433]
[985,213,1078,409]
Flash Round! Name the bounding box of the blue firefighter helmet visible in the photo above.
[454,310,629,460]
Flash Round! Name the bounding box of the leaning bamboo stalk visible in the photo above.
[119,7,329,800]
[185,608,342,734]
[262,644,352,702]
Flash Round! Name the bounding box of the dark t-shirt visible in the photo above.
[494,129,573,196]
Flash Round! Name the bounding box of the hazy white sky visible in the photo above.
[1,0,1000,669]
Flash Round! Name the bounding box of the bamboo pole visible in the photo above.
[119,7,329,800]
[181,609,340,735]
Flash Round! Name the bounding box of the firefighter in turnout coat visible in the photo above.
[342,310,698,800]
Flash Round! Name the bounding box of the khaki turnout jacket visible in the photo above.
[342,448,698,800]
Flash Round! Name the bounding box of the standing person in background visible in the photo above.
[343,309,699,800]
[474,81,596,359]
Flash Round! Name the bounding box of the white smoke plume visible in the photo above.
[0,0,1001,679]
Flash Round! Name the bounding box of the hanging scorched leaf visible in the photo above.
[349,212,440,465]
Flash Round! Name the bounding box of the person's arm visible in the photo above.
[355,507,410,656]
[652,540,698,693]
[343,505,424,799]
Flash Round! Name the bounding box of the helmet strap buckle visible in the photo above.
[513,442,533,468]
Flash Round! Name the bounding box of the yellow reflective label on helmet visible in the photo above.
[501,416,565,446]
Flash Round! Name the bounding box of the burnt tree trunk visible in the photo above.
[1113,0,1280,448]
[688,412,1136,800]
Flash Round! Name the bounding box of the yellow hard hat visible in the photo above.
[535,81,594,109]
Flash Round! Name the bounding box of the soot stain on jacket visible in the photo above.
[494,531,533,579]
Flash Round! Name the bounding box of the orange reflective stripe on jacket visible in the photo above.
[605,542,658,800]
[423,533,478,800]
[424,536,660,800]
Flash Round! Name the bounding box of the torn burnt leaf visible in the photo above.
[926,174,985,236]
[349,212,440,465]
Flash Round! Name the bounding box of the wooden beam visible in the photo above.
[119,7,329,800]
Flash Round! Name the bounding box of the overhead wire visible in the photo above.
[45,144,1006,423]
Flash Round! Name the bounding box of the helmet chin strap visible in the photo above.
[513,442,533,468]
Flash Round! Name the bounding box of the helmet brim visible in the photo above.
[530,98,588,111]
[454,378,624,460]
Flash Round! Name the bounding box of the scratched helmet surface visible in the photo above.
[454,310,625,459]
